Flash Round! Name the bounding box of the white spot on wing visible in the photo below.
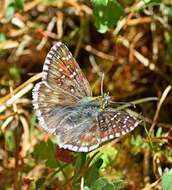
[61,75,65,79]
[72,146,78,152]
[88,144,99,151]
[102,136,108,141]
[130,126,135,130]
[109,134,114,139]
[62,144,73,150]
[52,45,58,51]
[70,88,74,93]
[79,146,89,152]
[43,64,49,71]
[55,42,62,47]
[111,117,114,121]
[34,103,39,109]
[47,53,53,59]
[115,132,120,137]
[69,74,74,78]
[134,121,139,127]
[44,60,50,65]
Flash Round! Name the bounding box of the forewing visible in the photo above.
[97,108,140,142]
[33,42,92,132]
[42,42,92,98]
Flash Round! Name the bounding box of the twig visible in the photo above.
[80,177,84,190]
[74,16,85,58]
[36,17,56,50]
[0,83,33,113]
[15,35,32,57]
[118,36,172,85]
[0,72,42,105]
[56,11,64,39]
[20,116,30,157]
[24,0,41,12]
[127,17,152,26]
[141,179,161,190]
[84,45,115,61]
[0,40,19,49]
[11,87,20,190]
[126,109,172,129]
[89,55,102,77]
[143,149,150,184]
[149,85,172,134]
[1,116,14,131]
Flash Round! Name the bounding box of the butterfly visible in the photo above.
[32,42,140,152]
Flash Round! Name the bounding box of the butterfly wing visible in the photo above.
[57,118,100,152]
[42,42,92,98]
[32,42,92,133]
[97,108,140,143]
[32,81,78,133]
[56,108,140,152]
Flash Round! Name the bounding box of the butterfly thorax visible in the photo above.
[77,93,110,110]
[59,94,109,125]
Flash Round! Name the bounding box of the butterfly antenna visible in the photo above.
[109,100,136,108]
[101,73,105,96]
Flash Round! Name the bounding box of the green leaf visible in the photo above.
[92,0,125,33]
[156,127,162,137]
[0,33,6,42]
[162,170,172,190]
[85,159,103,186]
[35,178,45,188]
[5,3,15,20]
[91,177,109,190]
[164,31,172,64]
[15,0,24,10]
[103,183,115,190]
[34,140,59,168]
[131,135,144,147]
[113,179,127,189]
[9,65,21,79]
[28,181,36,190]
[84,186,90,190]
[162,5,172,17]
[91,177,116,190]
[73,153,87,181]
[142,0,160,6]
[5,130,15,152]
[98,146,117,169]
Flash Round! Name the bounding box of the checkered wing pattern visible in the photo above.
[32,42,92,133]
[42,42,92,98]
[97,108,139,143]
[57,117,100,152]
[57,108,139,152]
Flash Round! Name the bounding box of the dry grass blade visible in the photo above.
[149,85,172,134]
